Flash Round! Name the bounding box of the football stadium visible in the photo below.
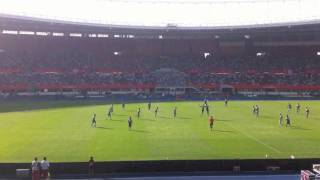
[1,0,320,179]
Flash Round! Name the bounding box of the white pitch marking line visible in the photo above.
[226,124,281,154]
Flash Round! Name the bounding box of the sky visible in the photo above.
[0,0,319,27]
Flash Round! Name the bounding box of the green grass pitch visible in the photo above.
[0,100,319,163]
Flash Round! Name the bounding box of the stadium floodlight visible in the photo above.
[52,32,64,36]
[69,33,82,37]
[317,51,320,56]
[256,52,266,57]
[88,33,97,38]
[19,31,35,35]
[114,51,120,55]
[36,32,50,36]
[2,30,18,34]
[97,34,109,38]
[158,35,163,39]
[204,52,211,58]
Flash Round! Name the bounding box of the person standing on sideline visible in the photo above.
[31,157,40,180]
[88,156,95,176]
[40,157,50,179]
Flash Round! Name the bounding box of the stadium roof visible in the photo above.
[0,0,320,29]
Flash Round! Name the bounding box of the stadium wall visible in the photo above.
[0,159,320,176]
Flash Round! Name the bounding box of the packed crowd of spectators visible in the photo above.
[1,50,320,88]
[0,72,154,85]
[190,72,320,86]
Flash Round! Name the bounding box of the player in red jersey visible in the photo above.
[209,116,214,131]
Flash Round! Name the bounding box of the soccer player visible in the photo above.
[204,96,208,106]
[286,114,291,127]
[206,105,210,116]
[173,107,177,118]
[107,109,112,120]
[279,113,283,126]
[252,105,256,115]
[209,115,214,131]
[225,97,228,107]
[201,105,205,115]
[148,101,151,111]
[155,106,159,117]
[287,103,292,112]
[122,102,125,110]
[137,108,141,118]
[305,107,310,118]
[255,105,260,117]
[110,104,114,113]
[91,114,96,128]
[296,103,301,113]
[128,116,133,130]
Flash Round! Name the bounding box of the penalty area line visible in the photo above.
[226,124,281,154]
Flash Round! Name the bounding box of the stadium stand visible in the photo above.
[1,35,320,97]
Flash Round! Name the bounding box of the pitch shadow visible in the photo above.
[130,129,150,133]
[141,118,155,122]
[259,115,274,119]
[179,117,192,119]
[158,115,171,119]
[291,126,311,131]
[114,114,128,117]
[109,119,124,122]
[216,119,233,122]
[96,126,114,130]
[213,129,235,133]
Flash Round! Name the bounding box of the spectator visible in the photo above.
[31,157,40,180]
[88,156,95,176]
[40,157,50,179]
